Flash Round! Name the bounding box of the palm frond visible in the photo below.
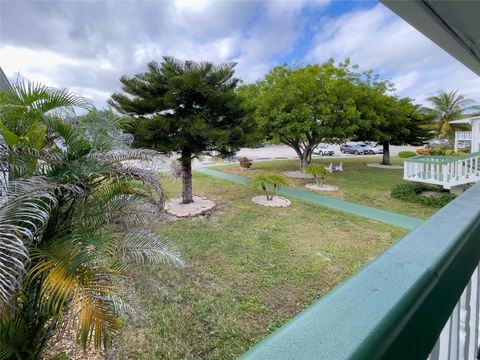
[114,165,164,206]
[0,177,83,311]
[42,116,92,158]
[113,229,184,267]
[0,81,92,136]
[0,313,28,359]
[89,148,164,164]
[0,178,57,311]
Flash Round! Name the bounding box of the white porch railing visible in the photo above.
[429,264,480,360]
[456,131,472,141]
[404,152,480,189]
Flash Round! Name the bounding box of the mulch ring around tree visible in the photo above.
[305,183,339,192]
[283,170,314,179]
[251,196,291,207]
[165,196,216,217]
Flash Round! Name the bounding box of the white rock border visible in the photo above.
[366,163,403,169]
[165,196,216,217]
[283,170,314,179]
[251,195,291,207]
[305,183,339,192]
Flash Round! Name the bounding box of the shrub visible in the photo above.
[304,165,330,187]
[398,151,417,158]
[444,150,467,157]
[391,183,456,207]
[430,146,444,156]
[416,148,430,155]
[238,157,253,169]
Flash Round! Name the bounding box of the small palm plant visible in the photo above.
[249,173,288,200]
[305,165,330,187]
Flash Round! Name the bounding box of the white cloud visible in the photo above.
[1,0,331,107]
[0,46,80,87]
[305,4,480,105]
[5,0,475,111]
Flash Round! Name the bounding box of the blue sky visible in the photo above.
[1,0,479,108]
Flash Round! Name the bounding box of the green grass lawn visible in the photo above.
[115,173,408,359]
[214,156,438,219]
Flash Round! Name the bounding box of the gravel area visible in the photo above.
[251,195,291,207]
[305,183,339,192]
[283,170,314,179]
[366,163,403,169]
[165,196,216,217]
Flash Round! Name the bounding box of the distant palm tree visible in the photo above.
[425,90,480,139]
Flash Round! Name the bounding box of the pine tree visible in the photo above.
[110,57,257,203]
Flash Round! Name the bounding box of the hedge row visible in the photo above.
[415,148,469,156]
[391,182,456,207]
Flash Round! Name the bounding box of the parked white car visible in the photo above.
[359,143,383,155]
[313,144,335,156]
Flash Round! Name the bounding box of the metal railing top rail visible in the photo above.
[239,182,480,360]
[405,151,480,164]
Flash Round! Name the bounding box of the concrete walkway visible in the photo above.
[196,168,423,230]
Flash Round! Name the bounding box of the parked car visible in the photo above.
[424,138,449,149]
[458,140,471,151]
[358,143,383,154]
[313,144,334,156]
[340,144,369,155]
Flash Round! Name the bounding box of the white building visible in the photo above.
[404,116,480,191]
[451,116,480,153]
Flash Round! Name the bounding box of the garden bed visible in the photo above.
[391,183,456,207]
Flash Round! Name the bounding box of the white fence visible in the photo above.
[429,264,480,360]
[404,153,480,189]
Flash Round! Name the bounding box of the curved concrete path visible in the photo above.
[196,168,423,230]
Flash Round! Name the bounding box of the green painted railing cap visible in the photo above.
[405,151,480,164]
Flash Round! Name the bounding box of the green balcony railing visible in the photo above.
[239,182,480,360]
[404,152,480,165]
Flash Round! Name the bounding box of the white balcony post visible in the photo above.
[455,132,459,152]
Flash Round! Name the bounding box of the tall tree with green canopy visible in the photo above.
[109,57,257,204]
[245,60,359,172]
[354,86,432,165]
[425,90,480,139]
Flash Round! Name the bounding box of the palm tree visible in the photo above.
[248,173,288,200]
[0,81,92,182]
[0,83,183,359]
[425,90,480,139]
[304,165,330,188]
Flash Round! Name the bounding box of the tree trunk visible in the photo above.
[289,143,312,173]
[299,156,307,173]
[180,152,193,204]
[299,149,312,173]
[381,141,391,165]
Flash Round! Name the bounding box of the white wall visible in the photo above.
[472,119,480,153]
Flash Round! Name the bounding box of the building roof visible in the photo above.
[381,0,480,76]
[0,67,13,93]
[450,116,480,125]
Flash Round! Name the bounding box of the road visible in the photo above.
[233,144,416,161]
